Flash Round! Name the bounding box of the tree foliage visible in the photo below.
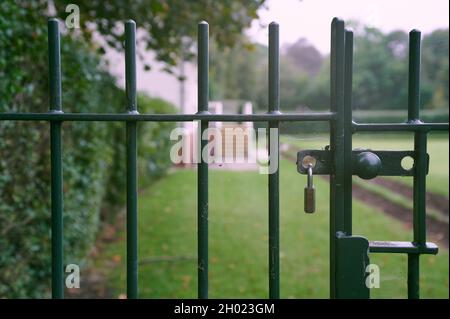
[53,0,266,71]
[209,24,449,113]
[284,38,323,76]
[422,29,449,109]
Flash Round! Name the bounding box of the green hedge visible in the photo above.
[0,1,175,297]
[102,94,177,219]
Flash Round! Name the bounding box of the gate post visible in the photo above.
[329,17,346,299]
[330,18,370,299]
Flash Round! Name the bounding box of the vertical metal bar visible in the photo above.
[268,22,280,299]
[343,29,370,299]
[197,21,209,299]
[329,18,346,299]
[343,30,353,235]
[407,29,425,299]
[125,20,138,299]
[48,18,64,299]
[408,254,420,299]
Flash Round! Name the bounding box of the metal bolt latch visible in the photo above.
[302,156,316,214]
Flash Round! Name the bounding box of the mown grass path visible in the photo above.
[100,159,448,298]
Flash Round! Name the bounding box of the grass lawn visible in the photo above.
[102,159,449,298]
[282,132,449,197]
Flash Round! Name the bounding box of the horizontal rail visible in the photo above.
[353,122,449,132]
[0,112,336,122]
[369,241,438,255]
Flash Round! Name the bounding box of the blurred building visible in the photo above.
[105,44,257,168]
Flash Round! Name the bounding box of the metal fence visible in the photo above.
[0,17,448,299]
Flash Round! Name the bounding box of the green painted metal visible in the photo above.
[197,21,209,299]
[298,19,447,299]
[354,152,382,180]
[408,30,426,300]
[369,241,438,254]
[329,18,347,298]
[0,112,336,122]
[125,20,138,299]
[343,30,353,234]
[1,17,448,299]
[335,232,370,299]
[408,31,422,122]
[329,18,371,299]
[48,18,64,299]
[297,150,426,177]
[48,19,62,113]
[268,22,280,299]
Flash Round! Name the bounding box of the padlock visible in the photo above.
[304,163,315,213]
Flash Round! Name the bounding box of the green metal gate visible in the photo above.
[0,17,448,299]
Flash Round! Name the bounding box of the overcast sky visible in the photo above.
[247,0,449,53]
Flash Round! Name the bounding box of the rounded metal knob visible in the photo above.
[355,151,382,180]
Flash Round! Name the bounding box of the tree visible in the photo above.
[210,38,267,105]
[350,27,409,110]
[53,0,267,71]
[422,29,449,109]
[284,38,323,76]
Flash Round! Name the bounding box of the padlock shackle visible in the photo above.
[307,164,314,188]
